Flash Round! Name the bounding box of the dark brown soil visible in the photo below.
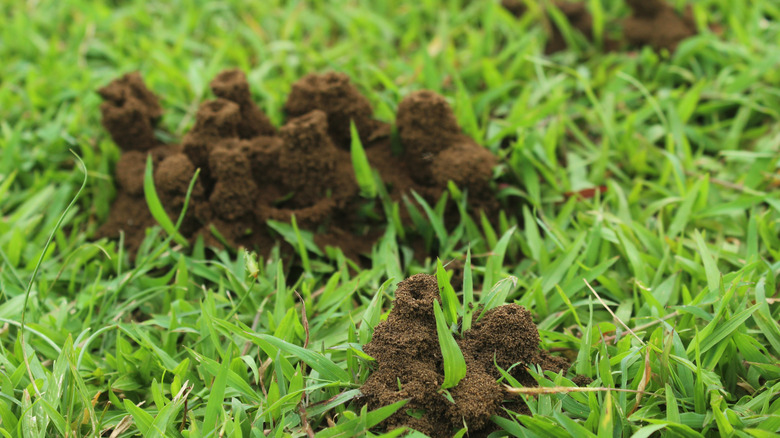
[545,1,600,55]
[501,0,526,18]
[95,70,497,258]
[502,0,613,54]
[623,0,696,52]
[359,274,569,437]
[502,0,695,54]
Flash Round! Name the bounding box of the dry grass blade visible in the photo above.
[630,349,652,415]
[108,415,135,438]
[503,385,654,396]
[602,312,679,344]
[299,404,316,438]
[294,290,314,437]
[295,291,310,349]
[583,278,645,345]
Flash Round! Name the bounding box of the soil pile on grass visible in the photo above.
[96,70,497,258]
[502,0,612,54]
[502,0,695,53]
[360,274,568,437]
[623,0,696,52]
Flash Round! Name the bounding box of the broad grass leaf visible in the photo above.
[143,154,189,247]
[696,304,759,355]
[123,399,155,436]
[150,384,192,437]
[461,250,474,334]
[478,276,517,321]
[693,230,720,297]
[436,258,459,325]
[350,120,377,198]
[517,415,571,437]
[203,356,229,435]
[316,399,409,438]
[433,300,466,389]
[249,333,351,382]
[553,411,596,438]
[187,349,264,403]
[411,190,447,251]
[483,226,516,293]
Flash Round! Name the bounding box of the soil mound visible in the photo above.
[502,0,695,54]
[623,0,696,52]
[96,71,497,258]
[360,274,568,437]
[502,0,610,54]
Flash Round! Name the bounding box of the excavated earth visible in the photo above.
[623,0,696,52]
[502,0,615,54]
[359,274,569,437]
[503,0,695,53]
[95,70,497,258]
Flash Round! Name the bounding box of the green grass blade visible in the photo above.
[316,399,409,438]
[483,226,516,292]
[249,333,351,382]
[436,258,459,325]
[291,214,312,273]
[123,399,155,435]
[462,250,474,335]
[693,230,720,297]
[143,154,189,247]
[433,300,466,389]
[20,151,87,400]
[350,119,377,198]
[411,190,448,252]
[203,356,229,435]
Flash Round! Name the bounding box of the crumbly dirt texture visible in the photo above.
[503,0,695,54]
[95,70,497,257]
[360,274,569,437]
[623,0,696,52]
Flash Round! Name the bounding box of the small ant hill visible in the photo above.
[96,70,497,258]
[502,0,696,53]
[359,274,569,437]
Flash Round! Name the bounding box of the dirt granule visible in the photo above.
[359,274,569,437]
[95,70,497,258]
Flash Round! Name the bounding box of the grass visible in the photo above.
[1,0,779,436]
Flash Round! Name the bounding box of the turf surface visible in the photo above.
[1,0,779,436]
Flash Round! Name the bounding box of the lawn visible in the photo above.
[1,0,779,437]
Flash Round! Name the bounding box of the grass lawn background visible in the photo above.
[1,0,779,436]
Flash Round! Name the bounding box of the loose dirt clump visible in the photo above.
[623,0,696,52]
[96,70,497,258]
[359,274,569,437]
